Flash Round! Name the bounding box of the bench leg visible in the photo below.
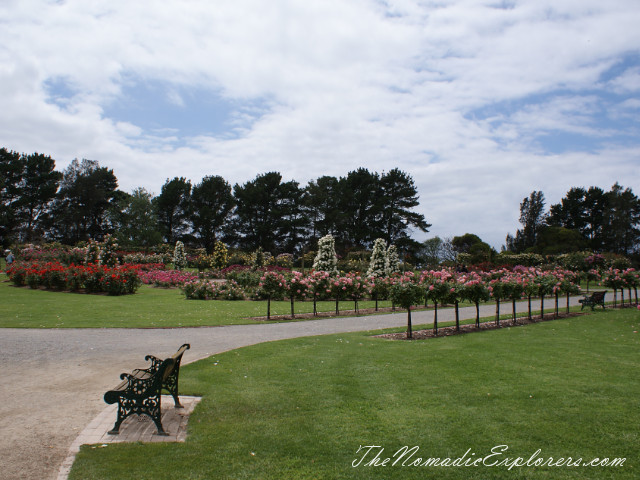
[146,394,169,436]
[151,417,169,436]
[172,393,184,409]
[107,422,121,435]
[107,401,128,435]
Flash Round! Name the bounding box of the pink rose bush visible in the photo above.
[181,279,245,300]
[139,269,198,288]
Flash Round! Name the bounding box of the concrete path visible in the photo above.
[0,294,608,480]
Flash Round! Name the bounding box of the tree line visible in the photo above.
[0,148,430,255]
[506,185,640,256]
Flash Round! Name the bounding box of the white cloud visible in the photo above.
[0,0,639,248]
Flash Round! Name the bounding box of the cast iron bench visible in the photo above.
[104,343,190,435]
[579,291,606,311]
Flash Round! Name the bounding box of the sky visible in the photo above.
[1,0,639,249]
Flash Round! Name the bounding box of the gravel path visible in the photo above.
[0,296,595,480]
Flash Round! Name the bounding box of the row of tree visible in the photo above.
[506,185,640,255]
[0,148,430,254]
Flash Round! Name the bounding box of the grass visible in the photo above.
[0,273,620,329]
[70,309,639,479]
[0,278,396,328]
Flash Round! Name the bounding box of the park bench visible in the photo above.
[578,291,606,311]
[104,343,190,436]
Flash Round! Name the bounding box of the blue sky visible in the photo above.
[1,0,639,248]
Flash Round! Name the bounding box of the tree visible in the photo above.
[154,177,192,244]
[304,176,341,241]
[601,183,640,255]
[113,188,163,247]
[532,226,585,254]
[583,187,608,251]
[547,187,588,232]
[506,191,546,252]
[452,233,494,264]
[389,276,424,339]
[336,168,382,249]
[0,150,33,244]
[276,179,309,254]
[0,149,62,245]
[547,186,607,251]
[418,237,444,267]
[52,159,120,243]
[191,175,234,252]
[379,168,431,244]
[546,183,639,254]
[440,237,460,264]
[231,172,304,253]
[14,152,62,242]
[451,233,483,254]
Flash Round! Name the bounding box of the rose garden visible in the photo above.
[3,165,640,479]
[5,234,639,334]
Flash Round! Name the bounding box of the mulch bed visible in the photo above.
[376,312,589,340]
[251,305,408,321]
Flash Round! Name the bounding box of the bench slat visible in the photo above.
[103,344,190,436]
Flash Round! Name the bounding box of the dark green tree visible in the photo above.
[304,175,341,241]
[506,191,546,252]
[533,226,586,254]
[231,172,304,253]
[191,175,234,252]
[52,159,120,243]
[452,233,494,264]
[0,149,26,245]
[15,152,62,242]
[379,168,430,244]
[547,187,587,232]
[336,168,383,249]
[277,179,309,254]
[112,188,163,247]
[601,183,640,255]
[547,186,608,251]
[451,233,483,254]
[154,177,192,244]
[547,184,638,254]
[583,187,608,251]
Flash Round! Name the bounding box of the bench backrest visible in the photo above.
[591,291,606,301]
[160,357,176,382]
[171,343,190,363]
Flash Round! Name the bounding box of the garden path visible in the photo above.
[0,295,603,480]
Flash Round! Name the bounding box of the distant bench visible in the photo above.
[104,344,190,435]
[579,291,606,311]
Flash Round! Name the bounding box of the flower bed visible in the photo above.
[138,269,198,288]
[181,279,245,300]
[7,262,141,295]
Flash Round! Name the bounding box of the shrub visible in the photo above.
[7,262,141,295]
[139,269,198,288]
[211,241,229,269]
[367,238,387,278]
[181,280,245,300]
[313,235,338,274]
[173,241,187,270]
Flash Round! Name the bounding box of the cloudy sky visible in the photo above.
[1,0,639,248]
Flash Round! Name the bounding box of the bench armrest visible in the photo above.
[143,355,163,372]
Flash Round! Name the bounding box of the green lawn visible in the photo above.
[0,278,395,328]
[70,309,639,479]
